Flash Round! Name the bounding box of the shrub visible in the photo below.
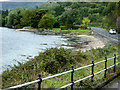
[72,25,80,29]
[14,24,22,29]
[80,26,87,29]
[82,17,90,26]
[60,26,68,30]
[2,45,118,88]
[23,26,34,29]
[36,48,75,74]
[76,32,84,35]
[88,23,102,27]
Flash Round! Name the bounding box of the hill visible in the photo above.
[2,2,44,10]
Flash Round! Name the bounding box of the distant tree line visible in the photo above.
[1,2,120,30]
[2,9,8,26]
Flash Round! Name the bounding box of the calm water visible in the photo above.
[0,27,72,73]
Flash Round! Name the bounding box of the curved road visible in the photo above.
[91,27,118,40]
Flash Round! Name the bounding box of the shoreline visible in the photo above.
[16,29,37,32]
[2,28,118,89]
[16,28,106,52]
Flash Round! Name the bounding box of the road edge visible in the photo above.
[94,70,120,90]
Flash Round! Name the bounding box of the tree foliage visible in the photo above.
[38,13,56,29]
[2,10,8,26]
[7,7,25,28]
[116,16,120,33]
[21,9,48,28]
[82,17,90,25]
[59,8,78,28]
[3,2,111,29]
[103,2,120,29]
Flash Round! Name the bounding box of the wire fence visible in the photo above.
[6,54,120,90]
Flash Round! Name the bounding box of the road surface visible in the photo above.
[91,27,118,40]
[103,76,120,90]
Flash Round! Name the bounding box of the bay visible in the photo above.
[0,27,72,74]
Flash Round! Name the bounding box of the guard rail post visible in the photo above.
[104,56,107,78]
[91,60,94,82]
[114,54,116,72]
[80,81,83,87]
[38,73,42,90]
[71,65,74,90]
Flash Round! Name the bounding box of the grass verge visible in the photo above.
[52,28,90,32]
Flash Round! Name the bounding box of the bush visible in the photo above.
[60,25,80,30]
[23,26,34,29]
[88,23,102,27]
[53,22,60,28]
[80,25,87,29]
[38,48,75,74]
[76,32,84,35]
[72,25,80,29]
[60,26,68,30]
[2,45,118,88]
[14,24,22,29]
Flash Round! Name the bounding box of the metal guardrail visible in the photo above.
[6,54,120,90]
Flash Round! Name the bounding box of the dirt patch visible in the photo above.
[74,35,105,52]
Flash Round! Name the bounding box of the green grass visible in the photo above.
[52,28,90,32]
[1,44,119,89]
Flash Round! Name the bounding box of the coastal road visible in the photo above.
[91,27,118,41]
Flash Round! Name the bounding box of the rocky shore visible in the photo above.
[16,28,106,52]
[61,34,105,52]
[37,28,71,35]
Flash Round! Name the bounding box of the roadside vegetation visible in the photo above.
[52,28,90,31]
[2,44,119,89]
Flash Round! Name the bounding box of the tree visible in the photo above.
[82,17,90,26]
[116,16,120,33]
[30,9,48,28]
[20,9,31,27]
[2,10,8,26]
[7,7,25,28]
[2,16,8,26]
[103,2,120,29]
[21,9,48,28]
[53,4,65,16]
[59,8,78,28]
[38,13,56,29]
